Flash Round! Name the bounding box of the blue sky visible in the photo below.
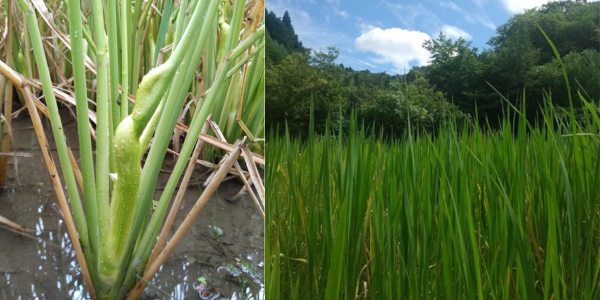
[266,0,565,73]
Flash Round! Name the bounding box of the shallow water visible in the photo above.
[0,111,264,299]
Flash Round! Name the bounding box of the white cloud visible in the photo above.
[439,1,463,12]
[332,6,349,18]
[441,25,472,40]
[355,27,431,73]
[355,18,376,34]
[384,2,441,31]
[475,16,497,30]
[338,55,377,68]
[438,1,496,30]
[354,16,387,35]
[500,0,549,13]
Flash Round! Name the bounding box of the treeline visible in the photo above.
[265,10,309,62]
[266,2,600,137]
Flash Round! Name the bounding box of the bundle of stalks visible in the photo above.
[0,0,265,298]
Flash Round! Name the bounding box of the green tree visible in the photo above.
[310,46,339,69]
[266,29,288,64]
[423,33,485,114]
[265,9,308,54]
[529,49,600,107]
[266,52,344,136]
[360,78,468,136]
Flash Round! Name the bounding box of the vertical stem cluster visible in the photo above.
[14,0,101,293]
[107,0,121,129]
[88,0,111,291]
[7,0,266,298]
[65,0,102,293]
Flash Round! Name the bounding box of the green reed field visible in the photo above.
[266,42,600,299]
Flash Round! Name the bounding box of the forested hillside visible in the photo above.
[266,2,600,136]
[265,9,309,63]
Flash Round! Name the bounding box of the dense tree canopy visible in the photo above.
[265,9,308,62]
[266,2,600,136]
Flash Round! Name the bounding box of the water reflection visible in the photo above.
[1,187,263,299]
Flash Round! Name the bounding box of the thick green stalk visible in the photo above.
[15,0,102,290]
[179,0,199,47]
[126,3,258,286]
[130,0,143,89]
[220,69,242,141]
[216,20,229,68]
[106,0,121,129]
[242,17,264,102]
[153,0,172,65]
[106,0,120,175]
[88,0,111,291]
[172,0,189,49]
[66,0,100,271]
[226,25,265,62]
[230,41,264,79]
[144,20,155,72]
[139,100,165,152]
[130,1,153,96]
[211,23,264,137]
[235,42,264,140]
[129,0,210,136]
[100,115,142,288]
[243,74,264,138]
[120,0,131,119]
[62,0,99,55]
[221,25,265,141]
[81,23,97,55]
[206,24,264,131]
[203,21,217,90]
[118,2,217,289]
[102,0,211,292]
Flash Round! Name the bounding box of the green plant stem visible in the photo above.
[120,0,131,119]
[203,21,217,90]
[106,0,121,129]
[88,0,111,291]
[226,25,265,62]
[139,100,165,152]
[62,0,98,55]
[129,0,258,283]
[117,0,216,288]
[241,74,264,139]
[66,0,100,272]
[103,0,212,294]
[216,20,229,68]
[212,24,264,138]
[242,17,264,103]
[81,23,97,55]
[172,0,189,49]
[16,0,102,290]
[130,0,153,96]
[128,0,211,137]
[219,68,241,141]
[130,0,143,88]
[101,115,142,289]
[153,0,173,65]
[227,41,264,79]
